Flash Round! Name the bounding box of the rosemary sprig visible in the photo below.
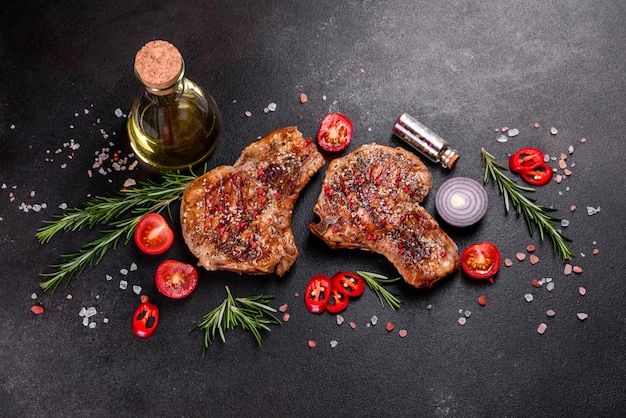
[37,171,197,292]
[190,286,281,356]
[481,147,574,261]
[36,171,194,243]
[357,271,403,310]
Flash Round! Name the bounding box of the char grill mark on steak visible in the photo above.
[309,143,459,288]
[181,127,325,276]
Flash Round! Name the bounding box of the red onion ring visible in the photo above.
[435,177,488,227]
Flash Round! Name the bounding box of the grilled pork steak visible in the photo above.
[309,143,459,288]
[181,127,325,276]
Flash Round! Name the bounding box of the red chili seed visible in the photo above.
[531,279,541,288]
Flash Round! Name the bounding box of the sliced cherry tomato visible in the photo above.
[520,162,553,186]
[326,288,349,314]
[317,113,353,152]
[509,148,544,173]
[155,259,198,299]
[132,296,159,339]
[304,274,331,313]
[331,272,365,298]
[134,213,174,255]
[461,242,501,279]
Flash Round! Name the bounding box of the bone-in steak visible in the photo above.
[309,143,459,288]
[181,127,325,276]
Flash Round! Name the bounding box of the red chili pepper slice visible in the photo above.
[326,288,349,314]
[509,148,544,173]
[132,296,159,339]
[331,272,365,298]
[304,274,332,314]
[520,162,553,186]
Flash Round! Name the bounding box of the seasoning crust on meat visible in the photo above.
[181,127,325,276]
[309,143,459,288]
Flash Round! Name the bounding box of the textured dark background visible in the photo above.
[1,1,625,417]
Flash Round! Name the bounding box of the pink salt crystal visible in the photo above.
[398,329,408,337]
[546,309,556,317]
[529,255,539,265]
[580,137,587,143]
[282,313,290,322]
[592,248,599,255]
[564,264,573,275]
[349,321,357,329]
[573,266,583,274]
[558,159,567,170]
[534,122,540,128]
[527,244,536,252]
[516,253,526,261]
[504,258,513,267]
[279,303,288,313]
[577,313,588,321]
[564,169,572,176]
[458,317,467,325]
[537,323,548,334]
[570,205,577,212]
[579,287,587,296]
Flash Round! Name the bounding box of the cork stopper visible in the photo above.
[134,40,183,93]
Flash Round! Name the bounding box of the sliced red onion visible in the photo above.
[435,177,488,227]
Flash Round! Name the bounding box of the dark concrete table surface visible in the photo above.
[1,1,625,416]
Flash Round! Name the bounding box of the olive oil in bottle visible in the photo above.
[127,40,221,170]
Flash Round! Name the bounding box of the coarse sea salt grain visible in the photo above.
[524,294,534,302]
[330,340,338,348]
[119,280,128,290]
[133,285,142,295]
[370,316,378,326]
[537,323,548,334]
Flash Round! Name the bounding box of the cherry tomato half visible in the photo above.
[132,296,159,339]
[326,288,349,314]
[134,213,174,255]
[155,259,198,299]
[520,163,553,186]
[304,274,332,313]
[509,148,544,173]
[461,242,501,279]
[317,113,353,152]
[331,272,365,298]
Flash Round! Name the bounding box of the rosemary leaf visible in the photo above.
[481,147,574,262]
[356,271,403,310]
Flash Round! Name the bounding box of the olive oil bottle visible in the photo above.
[127,40,221,170]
